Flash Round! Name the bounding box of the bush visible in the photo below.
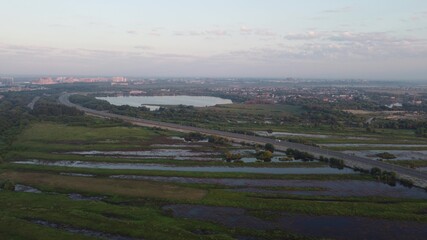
[285,148,315,161]
[1,179,15,191]
[399,178,414,188]
[184,132,206,142]
[329,158,344,169]
[375,152,396,160]
[208,136,229,145]
[256,150,273,162]
[264,143,275,153]
[370,167,382,176]
[381,171,397,186]
[224,152,242,162]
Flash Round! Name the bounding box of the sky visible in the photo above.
[0,0,427,80]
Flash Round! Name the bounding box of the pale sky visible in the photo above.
[1,0,427,80]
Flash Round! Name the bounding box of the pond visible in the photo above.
[97,95,233,110]
[14,160,355,175]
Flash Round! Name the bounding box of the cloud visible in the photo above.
[49,24,73,28]
[321,6,353,14]
[127,30,137,35]
[174,28,230,37]
[134,45,153,50]
[240,26,277,37]
[409,11,427,21]
[0,44,59,56]
[284,31,323,40]
[223,31,427,62]
[148,28,163,36]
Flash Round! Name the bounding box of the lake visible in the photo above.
[97,95,233,110]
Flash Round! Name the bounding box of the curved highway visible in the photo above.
[59,93,427,187]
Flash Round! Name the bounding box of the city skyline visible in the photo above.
[1,0,427,80]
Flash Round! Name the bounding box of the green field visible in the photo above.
[1,120,427,240]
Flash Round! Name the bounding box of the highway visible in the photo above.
[59,93,427,187]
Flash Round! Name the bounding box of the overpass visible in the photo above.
[59,93,427,188]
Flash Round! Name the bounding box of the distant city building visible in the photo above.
[112,77,127,83]
[32,76,110,85]
[386,103,403,109]
[0,77,14,86]
[129,90,144,95]
[32,77,56,85]
[111,77,128,86]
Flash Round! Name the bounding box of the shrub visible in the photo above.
[329,158,344,169]
[399,178,414,188]
[370,167,382,176]
[375,152,396,160]
[264,143,275,153]
[224,152,242,162]
[256,150,273,162]
[1,179,15,191]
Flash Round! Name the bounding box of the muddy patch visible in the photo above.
[163,204,427,240]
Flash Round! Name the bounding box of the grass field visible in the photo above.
[1,120,427,239]
[207,104,305,115]
[1,171,206,201]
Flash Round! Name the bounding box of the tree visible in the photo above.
[415,127,427,138]
[264,143,275,153]
[224,152,242,162]
[257,150,273,162]
[370,167,382,177]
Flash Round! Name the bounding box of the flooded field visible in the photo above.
[14,184,41,194]
[255,131,375,140]
[66,149,220,157]
[59,172,95,177]
[14,160,355,174]
[111,175,427,199]
[255,131,330,139]
[150,144,203,148]
[68,193,105,201]
[343,150,427,160]
[31,219,141,240]
[164,204,427,240]
[322,144,427,148]
[64,149,223,161]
